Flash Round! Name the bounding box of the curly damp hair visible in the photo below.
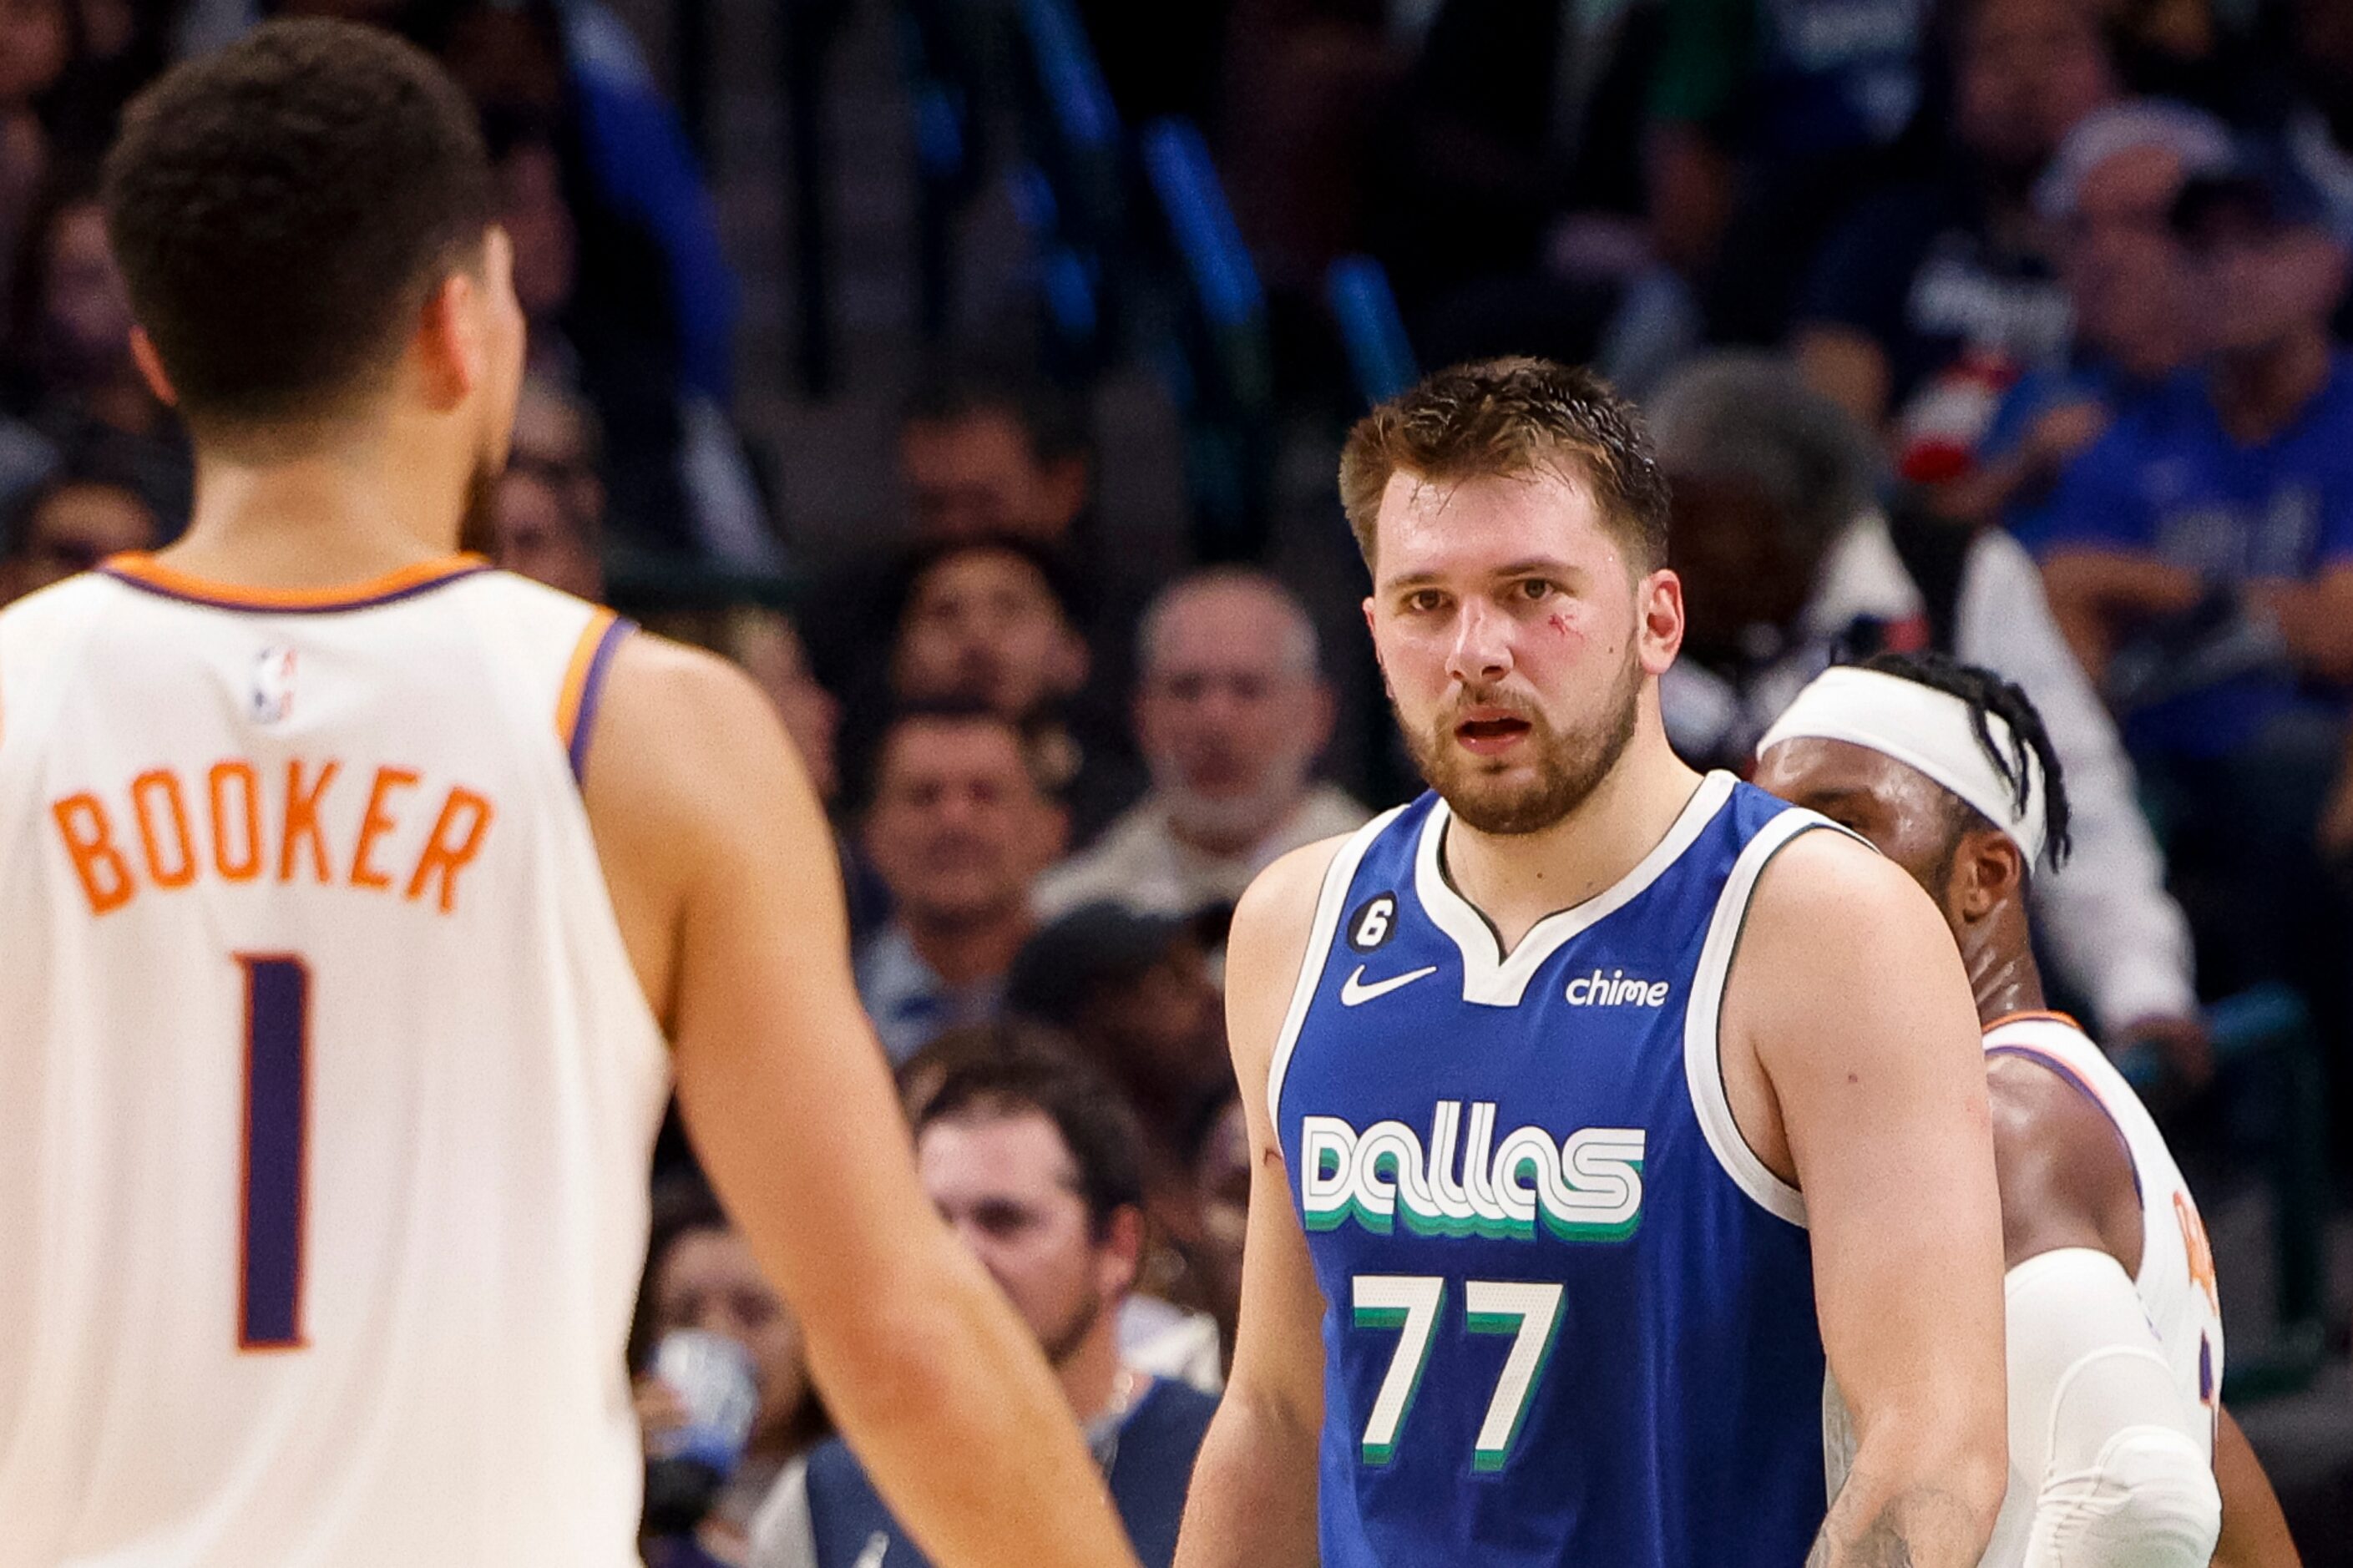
[1858,650,2074,872]
[1338,357,1672,575]
[101,18,493,430]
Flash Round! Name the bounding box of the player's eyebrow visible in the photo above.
[1378,558,1582,594]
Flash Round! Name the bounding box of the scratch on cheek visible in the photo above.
[1547,612,1581,642]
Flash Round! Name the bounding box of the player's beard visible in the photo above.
[1400,647,1642,836]
[1037,1281,1106,1370]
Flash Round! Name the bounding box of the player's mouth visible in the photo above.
[1454,710,1532,755]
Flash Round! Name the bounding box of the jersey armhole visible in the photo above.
[554,610,636,785]
[1682,811,1867,1229]
[1263,807,1404,1131]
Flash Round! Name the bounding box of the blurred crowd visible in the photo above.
[3,0,2352,1561]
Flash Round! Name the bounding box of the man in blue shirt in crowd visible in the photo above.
[2031,137,2353,999]
[750,1049,1217,1568]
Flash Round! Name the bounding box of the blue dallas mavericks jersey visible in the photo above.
[1273,772,1837,1566]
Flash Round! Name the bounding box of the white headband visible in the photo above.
[1756,666,2048,867]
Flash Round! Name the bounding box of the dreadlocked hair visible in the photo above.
[1856,651,2072,869]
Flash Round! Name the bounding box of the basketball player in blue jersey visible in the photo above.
[1174,357,2010,1568]
[1753,653,2303,1568]
[0,23,1137,1567]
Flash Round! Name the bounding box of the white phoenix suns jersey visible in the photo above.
[0,555,670,1566]
[1974,1010,2224,1565]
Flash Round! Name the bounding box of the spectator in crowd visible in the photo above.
[489,375,607,598]
[894,1022,1227,1394]
[2032,144,2353,1001]
[1650,352,2208,1077]
[1951,100,2230,533]
[888,535,1142,844]
[1004,905,1235,1316]
[3,169,189,527]
[1646,0,1938,347]
[1182,1090,1248,1363]
[807,367,1166,724]
[1793,0,2117,479]
[0,0,67,314]
[750,1049,1217,1568]
[636,1179,826,1568]
[731,608,841,808]
[0,455,159,604]
[1035,570,1366,923]
[729,604,888,943]
[899,370,1092,548]
[856,702,1067,1064]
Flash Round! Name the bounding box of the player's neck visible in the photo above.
[1441,728,1703,953]
[1965,903,2044,1026]
[904,902,1034,989]
[159,427,471,587]
[1057,1316,1126,1428]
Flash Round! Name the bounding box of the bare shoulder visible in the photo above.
[584,629,816,837]
[1984,1052,2138,1270]
[1225,833,1354,1085]
[1742,825,1960,984]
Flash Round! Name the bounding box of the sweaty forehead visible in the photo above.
[1374,467,1621,584]
[1753,736,1951,824]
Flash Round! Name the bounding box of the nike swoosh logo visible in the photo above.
[1340,964,1440,1006]
[855,1532,890,1568]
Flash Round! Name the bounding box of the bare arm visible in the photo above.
[2250,564,2353,684]
[2212,1408,2301,1568]
[1728,832,2009,1566]
[2037,548,2204,688]
[586,635,1139,1568]
[1173,841,1343,1568]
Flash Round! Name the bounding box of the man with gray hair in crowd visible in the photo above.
[1035,569,1367,923]
[1651,351,2209,1082]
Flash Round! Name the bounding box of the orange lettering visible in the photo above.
[350,766,419,890]
[52,793,134,915]
[2174,1191,2219,1317]
[130,770,196,888]
[209,761,262,882]
[404,787,494,914]
[280,760,338,883]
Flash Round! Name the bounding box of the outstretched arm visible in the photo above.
[1729,832,2010,1567]
[587,635,1140,1568]
[1174,841,1343,1568]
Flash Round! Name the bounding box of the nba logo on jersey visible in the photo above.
[250,645,298,724]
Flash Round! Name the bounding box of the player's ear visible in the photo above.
[129,329,178,408]
[1954,827,2025,923]
[413,271,481,412]
[1637,567,1685,673]
[1096,1204,1145,1300]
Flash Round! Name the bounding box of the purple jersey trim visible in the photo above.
[567,616,636,783]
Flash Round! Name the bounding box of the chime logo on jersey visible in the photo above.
[1300,1102,1645,1241]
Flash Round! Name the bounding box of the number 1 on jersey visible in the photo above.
[236,954,310,1351]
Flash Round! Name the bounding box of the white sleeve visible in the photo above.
[1956,535,2198,1031]
[746,1456,820,1568]
[2006,1248,2221,1568]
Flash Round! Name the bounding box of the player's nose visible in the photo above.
[1445,598,1513,685]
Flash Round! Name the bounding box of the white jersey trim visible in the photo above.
[1265,807,1405,1132]
[1683,806,1855,1229]
[1414,771,1738,1008]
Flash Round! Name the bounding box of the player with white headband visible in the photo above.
[1755,652,2302,1568]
